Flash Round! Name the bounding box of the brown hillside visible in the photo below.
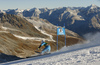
[0,13,84,58]
[0,13,48,38]
[0,32,82,58]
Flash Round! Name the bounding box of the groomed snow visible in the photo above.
[1,32,100,65]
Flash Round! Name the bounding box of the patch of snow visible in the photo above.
[90,4,97,9]
[24,9,30,11]
[1,26,19,31]
[1,26,55,41]
[13,34,48,41]
[34,26,55,42]
[0,31,9,33]
[15,8,24,12]
[13,34,55,42]
[0,10,5,13]
[49,10,53,15]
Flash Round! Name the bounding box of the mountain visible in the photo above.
[2,4,100,36]
[0,4,100,63]
[0,13,49,59]
[0,10,5,13]
[0,13,47,37]
[0,13,82,63]
[39,4,100,36]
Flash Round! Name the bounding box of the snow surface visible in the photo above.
[1,32,100,65]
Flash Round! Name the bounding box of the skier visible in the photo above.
[37,40,51,55]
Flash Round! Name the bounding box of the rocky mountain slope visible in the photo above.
[0,13,82,63]
[2,4,100,36]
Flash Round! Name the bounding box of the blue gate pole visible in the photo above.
[64,23,66,47]
[57,35,58,51]
[57,24,58,51]
[65,32,66,46]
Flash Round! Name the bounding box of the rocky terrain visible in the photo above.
[1,4,100,36]
[0,13,83,63]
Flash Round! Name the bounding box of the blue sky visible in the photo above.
[0,0,100,10]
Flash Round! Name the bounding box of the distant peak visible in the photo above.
[0,10,5,13]
[89,4,98,9]
[15,8,24,12]
[91,4,97,7]
[91,4,96,7]
[15,8,20,11]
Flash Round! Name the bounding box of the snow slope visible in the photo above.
[1,32,100,65]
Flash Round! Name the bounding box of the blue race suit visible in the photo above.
[38,41,51,54]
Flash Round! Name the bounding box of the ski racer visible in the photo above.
[37,40,51,54]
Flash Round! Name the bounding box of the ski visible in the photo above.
[27,53,51,58]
